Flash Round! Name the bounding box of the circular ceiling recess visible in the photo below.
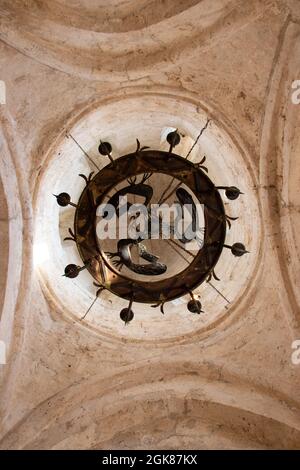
[34,92,261,343]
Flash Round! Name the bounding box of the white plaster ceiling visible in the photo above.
[0,0,299,450]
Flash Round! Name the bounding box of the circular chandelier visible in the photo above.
[54,120,248,324]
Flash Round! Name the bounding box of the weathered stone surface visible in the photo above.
[0,0,299,450]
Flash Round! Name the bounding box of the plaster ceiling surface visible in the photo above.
[0,0,300,450]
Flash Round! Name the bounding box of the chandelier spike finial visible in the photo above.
[98,140,114,164]
[223,243,249,257]
[216,186,243,200]
[166,129,181,153]
[187,291,203,314]
[120,295,135,325]
[54,193,77,208]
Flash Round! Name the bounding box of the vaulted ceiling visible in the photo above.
[0,0,299,449]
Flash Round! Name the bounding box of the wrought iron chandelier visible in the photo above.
[54,120,248,324]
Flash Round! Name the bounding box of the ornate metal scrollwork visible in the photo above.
[54,122,248,323]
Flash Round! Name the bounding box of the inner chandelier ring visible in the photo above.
[54,127,248,324]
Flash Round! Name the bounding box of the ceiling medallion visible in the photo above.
[54,121,248,324]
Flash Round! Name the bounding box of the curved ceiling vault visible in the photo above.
[0,0,300,450]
